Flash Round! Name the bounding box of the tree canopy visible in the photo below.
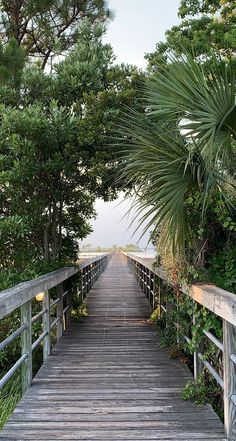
[0,19,143,278]
[0,38,25,86]
[120,53,236,270]
[146,0,236,71]
[0,0,111,68]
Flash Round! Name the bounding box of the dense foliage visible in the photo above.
[119,1,236,418]
[0,15,143,425]
[0,0,111,69]
[121,54,236,267]
[1,0,236,426]
[120,0,236,291]
[146,0,236,71]
[0,20,143,280]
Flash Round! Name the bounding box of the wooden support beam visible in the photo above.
[193,314,204,379]
[42,290,51,361]
[56,284,64,340]
[223,319,236,440]
[64,290,72,330]
[21,300,32,393]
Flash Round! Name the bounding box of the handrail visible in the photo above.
[0,266,77,320]
[0,253,111,396]
[0,254,109,320]
[122,252,236,440]
[123,252,236,325]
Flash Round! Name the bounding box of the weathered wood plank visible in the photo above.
[0,253,225,441]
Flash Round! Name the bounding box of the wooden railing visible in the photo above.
[0,254,111,394]
[123,252,236,441]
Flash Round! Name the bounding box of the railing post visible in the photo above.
[147,268,150,301]
[80,269,84,301]
[151,272,155,309]
[86,269,89,294]
[137,262,140,284]
[143,267,147,297]
[21,300,32,392]
[176,294,180,346]
[93,263,96,283]
[139,263,142,288]
[193,313,204,379]
[83,268,86,299]
[91,264,94,287]
[83,269,86,296]
[99,260,101,276]
[64,289,72,330]
[56,283,64,340]
[158,277,162,315]
[101,258,103,274]
[88,265,92,291]
[223,319,236,440]
[165,287,168,330]
[42,290,51,361]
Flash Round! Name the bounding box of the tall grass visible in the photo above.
[0,373,22,429]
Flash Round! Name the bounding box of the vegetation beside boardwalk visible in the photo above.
[1,0,236,428]
[0,2,142,424]
[121,0,236,421]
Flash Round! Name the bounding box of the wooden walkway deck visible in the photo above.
[1,253,225,440]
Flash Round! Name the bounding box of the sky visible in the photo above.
[104,0,180,67]
[81,0,180,249]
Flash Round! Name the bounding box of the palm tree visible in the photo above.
[120,54,236,256]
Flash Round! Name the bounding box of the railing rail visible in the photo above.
[123,252,236,441]
[0,253,111,393]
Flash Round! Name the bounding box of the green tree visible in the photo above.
[0,0,111,68]
[124,244,141,252]
[0,38,25,86]
[0,102,96,268]
[0,21,143,271]
[146,0,236,71]
[81,244,93,251]
[120,54,236,257]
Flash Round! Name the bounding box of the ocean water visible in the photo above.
[79,250,156,259]
[78,251,107,259]
[127,250,156,259]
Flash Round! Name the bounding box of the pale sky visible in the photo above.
[105,0,180,67]
[81,0,180,249]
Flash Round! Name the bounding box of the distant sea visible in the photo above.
[79,249,156,259]
[127,250,156,259]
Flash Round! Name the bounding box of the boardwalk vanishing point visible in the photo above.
[1,253,225,440]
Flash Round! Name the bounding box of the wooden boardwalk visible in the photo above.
[1,253,225,440]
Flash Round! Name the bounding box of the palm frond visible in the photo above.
[118,53,236,255]
[145,54,236,166]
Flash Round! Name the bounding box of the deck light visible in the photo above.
[36,292,45,302]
